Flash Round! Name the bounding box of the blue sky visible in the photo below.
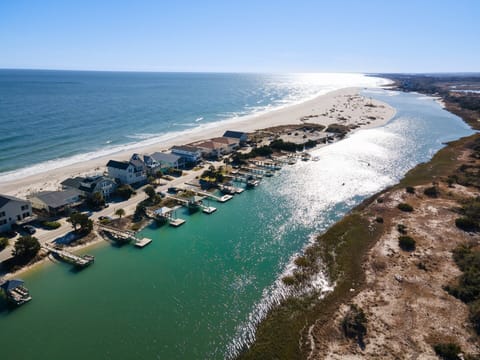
[0,0,478,73]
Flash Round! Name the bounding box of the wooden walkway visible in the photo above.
[43,244,94,267]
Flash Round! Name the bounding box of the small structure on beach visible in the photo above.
[0,279,32,306]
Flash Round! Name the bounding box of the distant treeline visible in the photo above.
[383,74,480,112]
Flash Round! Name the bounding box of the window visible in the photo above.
[0,211,5,217]
[21,204,29,211]
[0,219,7,225]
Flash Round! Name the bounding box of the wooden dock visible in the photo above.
[43,244,94,268]
[97,224,153,248]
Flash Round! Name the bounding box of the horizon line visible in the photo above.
[1,67,479,76]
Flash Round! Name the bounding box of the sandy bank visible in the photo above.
[0,87,395,197]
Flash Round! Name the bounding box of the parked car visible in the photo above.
[23,225,36,234]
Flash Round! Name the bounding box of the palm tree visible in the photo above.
[115,208,125,219]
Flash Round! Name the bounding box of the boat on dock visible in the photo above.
[246,176,260,189]
[219,184,236,195]
[149,206,186,227]
[0,279,32,306]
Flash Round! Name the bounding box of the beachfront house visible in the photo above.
[29,189,82,215]
[143,152,185,173]
[0,195,33,233]
[171,145,202,164]
[194,140,225,158]
[61,174,117,199]
[223,130,248,145]
[211,137,240,152]
[106,154,147,185]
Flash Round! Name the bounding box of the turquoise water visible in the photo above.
[0,90,474,359]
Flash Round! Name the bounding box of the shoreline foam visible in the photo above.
[0,86,395,198]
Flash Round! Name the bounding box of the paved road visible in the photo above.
[0,167,208,264]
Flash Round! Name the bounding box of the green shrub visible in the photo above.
[397,203,414,212]
[43,221,61,230]
[424,186,439,198]
[398,236,416,251]
[281,275,296,286]
[433,343,462,360]
[13,235,40,260]
[406,186,415,194]
[455,217,478,232]
[397,224,408,234]
[0,237,8,250]
[116,184,135,200]
[470,300,480,334]
[130,223,141,231]
[375,217,384,223]
[294,256,310,268]
[342,304,367,343]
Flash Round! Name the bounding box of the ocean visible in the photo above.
[0,70,387,182]
[0,84,473,359]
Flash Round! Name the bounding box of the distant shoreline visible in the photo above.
[0,86,395,198]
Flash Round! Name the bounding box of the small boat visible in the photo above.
[246,178,260,188]
[265,171,274,177]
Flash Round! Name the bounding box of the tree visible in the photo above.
[69,212,93,234]
[115,208,126,219]
[0,237,8,250]
[87,191,105,209]
[144,186,156,200]
[12,235,40,260]
[116,184,135,200]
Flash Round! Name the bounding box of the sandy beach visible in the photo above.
[0,87,395,198]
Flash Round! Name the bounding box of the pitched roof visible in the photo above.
[0,194,29,208]
[60,177,85,189]
[130,158,145,168]
[150,152,182,163]
[32,189,81,209]
[0,279,25,292]
[172,145,201,153]
[195,141,223,150]
[223,130,247,139]
[211,137,240,145]
[107,160,130,170]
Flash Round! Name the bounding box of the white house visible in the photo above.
[0,195,32,233]
[143,152,184,173]
[171,145,202,163]
[106,154,147,185]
